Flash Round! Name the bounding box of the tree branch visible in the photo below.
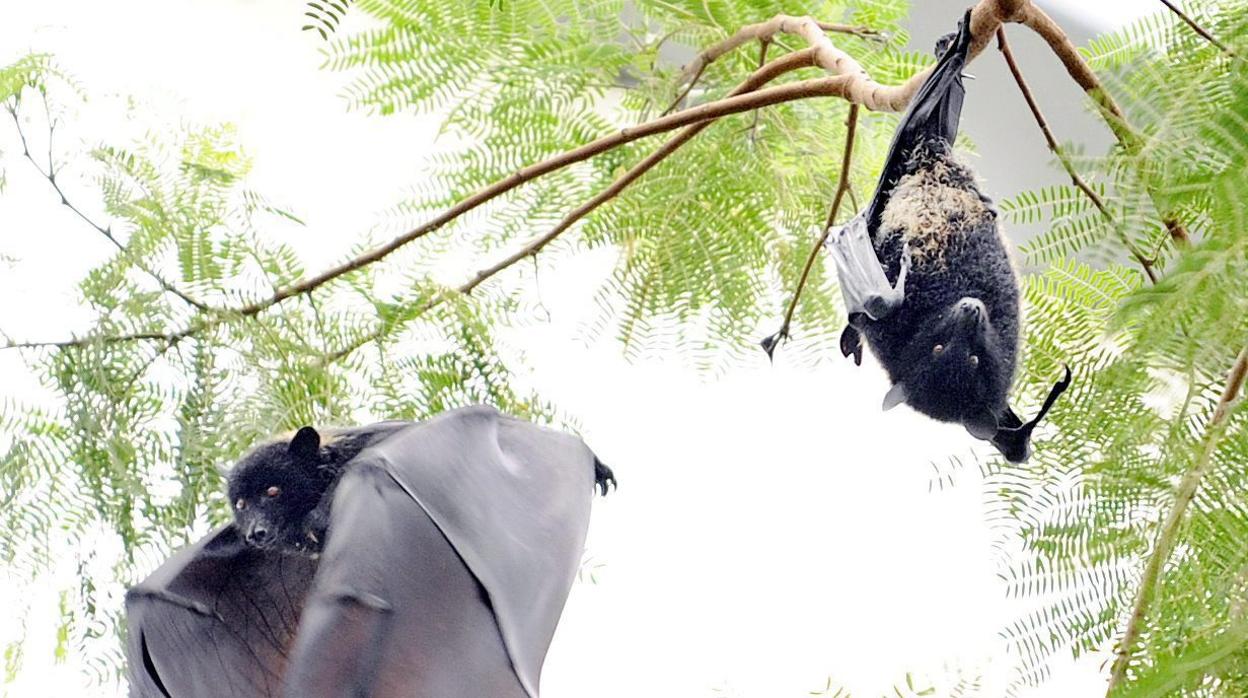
[9,0,1192,356]
[761,102,859,358]
[1107,343,1248,693]
[5,102,214,313]
[321,49,823,364]
[239,0,1041,328]
[995,28,1159,284]
[1014,4,1191,246]
[223,74,864,318]
[665,19,884,115]
[1157,0,1236,58]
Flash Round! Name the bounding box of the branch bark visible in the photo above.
[1106,343,1248,693]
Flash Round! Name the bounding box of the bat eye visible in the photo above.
[969,354,979,367]
[933,344,944,355]
[235,498,246,511]
[265,486,281,498]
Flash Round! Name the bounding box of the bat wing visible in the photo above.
[864,9,974,232]
[284,405,597,698]
[825,12,971,325]
[125,525,318,697]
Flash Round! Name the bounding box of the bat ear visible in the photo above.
[964,410,998,440]
[289,426,321,460]
[882,382,908,411]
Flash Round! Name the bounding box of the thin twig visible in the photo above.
[1157,0,1235,57]
[675,18,887,92]
[747,39,771,141]
[996,28,1158,284]
[763,103,859,355]
[1106,344,1248,693]
[5,103,214,312]
[661,62,707,117]
[2,332,179,350]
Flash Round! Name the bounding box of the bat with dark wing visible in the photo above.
[126,405,615,697]
[826,10,1070,463]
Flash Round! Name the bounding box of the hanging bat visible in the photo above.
[826,10,1070,463]
[125,405,615,697]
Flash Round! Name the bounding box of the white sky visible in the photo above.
[0,0,1157,696]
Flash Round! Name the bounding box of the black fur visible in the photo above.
[858,140,1019,427]
[226,425,399,556]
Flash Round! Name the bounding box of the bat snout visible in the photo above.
[245,523,274,547]
[954,297,987,327]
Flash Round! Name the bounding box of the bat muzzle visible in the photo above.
[954,297,987,329]
[245,523,274,547]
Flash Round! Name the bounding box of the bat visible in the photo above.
[825,10,1070,463]
[125,405,615,697]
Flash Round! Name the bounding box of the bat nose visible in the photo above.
[955,297,986,325]
[246,524,272,546]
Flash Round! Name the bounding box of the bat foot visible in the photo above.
[298,507,331,555]
[593,458,617,496]
[839,325,863,366]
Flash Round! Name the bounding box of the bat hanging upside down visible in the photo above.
[827,10,1070,463]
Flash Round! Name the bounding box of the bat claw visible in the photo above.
[839,325,863,366]
[593,458,617,496]
[759,328,788,362]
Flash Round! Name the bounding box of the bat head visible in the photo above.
[884,296,1012,423]
[227,426,330,553]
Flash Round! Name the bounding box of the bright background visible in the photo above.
[0,1,1155,695]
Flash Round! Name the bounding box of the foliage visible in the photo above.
[0,60,554,688]
[2,0,1247,695]
[2,0,923,687]
[978,2,1248,694]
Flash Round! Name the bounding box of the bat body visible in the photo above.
[126,405,614,697]
[827,11,1069,462]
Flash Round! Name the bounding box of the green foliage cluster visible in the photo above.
[1,0,1246,695]
[964,2,1248,694]
[0,64,553,687]
[327,0,923,367]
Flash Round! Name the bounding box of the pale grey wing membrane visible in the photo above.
[825,213,910,321]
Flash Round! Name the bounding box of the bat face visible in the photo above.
[227,427,329,553]
[890,297,1012,425]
